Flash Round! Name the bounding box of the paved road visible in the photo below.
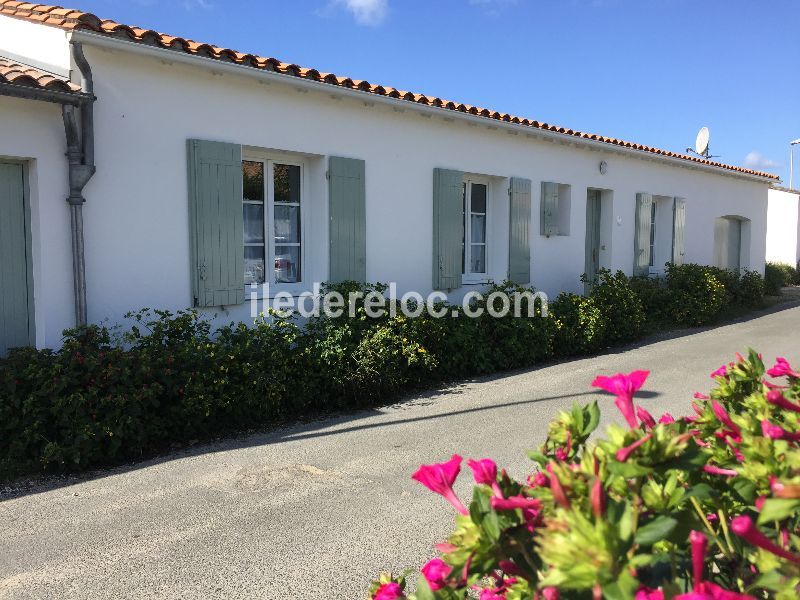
[2,306,799,599]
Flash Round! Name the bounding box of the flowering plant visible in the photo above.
[369,350,800,599]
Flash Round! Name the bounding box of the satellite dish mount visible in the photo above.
[686,126,718,160]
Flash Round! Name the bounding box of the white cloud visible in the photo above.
[331,0,389,26]
[744,151,781,170]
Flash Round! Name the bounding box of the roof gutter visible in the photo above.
[71,30,775,184]
[0,81,91,105]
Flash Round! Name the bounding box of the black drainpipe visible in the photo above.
[62,42,96,327]
[0,43,96,328]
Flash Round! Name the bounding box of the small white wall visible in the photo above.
[0,95,72,348]
[766,188,800,266]
[0,14,70,75]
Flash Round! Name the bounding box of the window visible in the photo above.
[462,179,488,277]
[648,200,657,268]
[242,159,303,285]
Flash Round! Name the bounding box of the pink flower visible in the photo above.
[591,370,650,428]
[479,590,506,600]
[491,495,542,511]
[373,582,404,600]
[468,458,504,498]
[636,587,665,600]
[710,365,728,378]
[549,469,570,509]
[498,560,522,576]
[615,433,652,462]
[636,406,656,429]
[711,401,740,435]
[694,392,710,400]
[674,581,754,599]
[421,558,452,591]
[530,471,549,487]
[766,390,800,413]
[658,413,676,424]
[690,531,707,588]
[590,478,606,518]
[434,542,457,553]
[412,455,468,515]
[760,420,800,442]
[731,515,800,565]
[703,465,737,477]
[541,588,559,600]
[767,357,800,379]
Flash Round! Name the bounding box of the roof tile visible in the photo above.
[0,0,778,180]
[0,55,80,92]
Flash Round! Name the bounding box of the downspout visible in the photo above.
[62,41,96,327]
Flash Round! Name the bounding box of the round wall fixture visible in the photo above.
[599,160,608,175]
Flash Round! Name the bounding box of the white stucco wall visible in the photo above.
[0,14,70,75]
[0,95,73,348]
[0,24,773,345]
[766,188,800,266]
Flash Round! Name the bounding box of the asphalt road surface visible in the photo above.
[2,306,799,599]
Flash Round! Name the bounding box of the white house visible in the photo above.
[0,2,779,353]
[766,186,800,267]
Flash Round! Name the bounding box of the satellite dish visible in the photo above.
[695,127,709,157]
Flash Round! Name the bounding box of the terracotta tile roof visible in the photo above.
[0,1,778,181]
[0,54,80,92]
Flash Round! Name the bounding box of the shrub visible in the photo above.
[0,266,770,480]
[370,351,800,599]
[766,262,797,295]
[664,263,727,326]
[736,270,766,308]
[550,293,604,356]
[588,270,645,346]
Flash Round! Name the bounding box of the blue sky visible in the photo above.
[78,0,799,182]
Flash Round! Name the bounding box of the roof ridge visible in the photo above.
[0,1,779,180]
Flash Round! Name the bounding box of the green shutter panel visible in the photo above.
[633,192,653,276]
[508,177,531,284]
[672,197,686,266]
[432,168,464,290]
[540,182,559,236]
[0,162,34,355]
[328,156,366,282]
[187,139,244,307]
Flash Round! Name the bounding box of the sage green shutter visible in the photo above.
[540,182,559,236]
[328,156,366,282]
[0,162,34,354]
[432,168,464,290]
[508,177,531,283]
[633,192,653,276]
[187,139,244,307]
[672,197,686,265]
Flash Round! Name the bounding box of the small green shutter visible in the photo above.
[0,162,34,355]
[540,182,559,236]
[672,197,686,265]
[187,139,244,307]
[633,192,653,276]
[508,177,531,284]
[432,168,464,290]
[328,156,366,282]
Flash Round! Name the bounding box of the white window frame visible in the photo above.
[242,150,308,296]
[462,175,491,284]
[648,199,658,274]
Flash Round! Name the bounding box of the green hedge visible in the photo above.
[765,261,799,295]
[0,265,765,479]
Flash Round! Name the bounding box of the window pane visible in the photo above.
[274,204,301,244]
[243,203,265,244]
[243,161,264,202]
[274,164,301,203]
[274,245,301,283]
[471,183,487,213]
[470,245,486,274]
[471,214,486,244]
[245,245,265,285]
